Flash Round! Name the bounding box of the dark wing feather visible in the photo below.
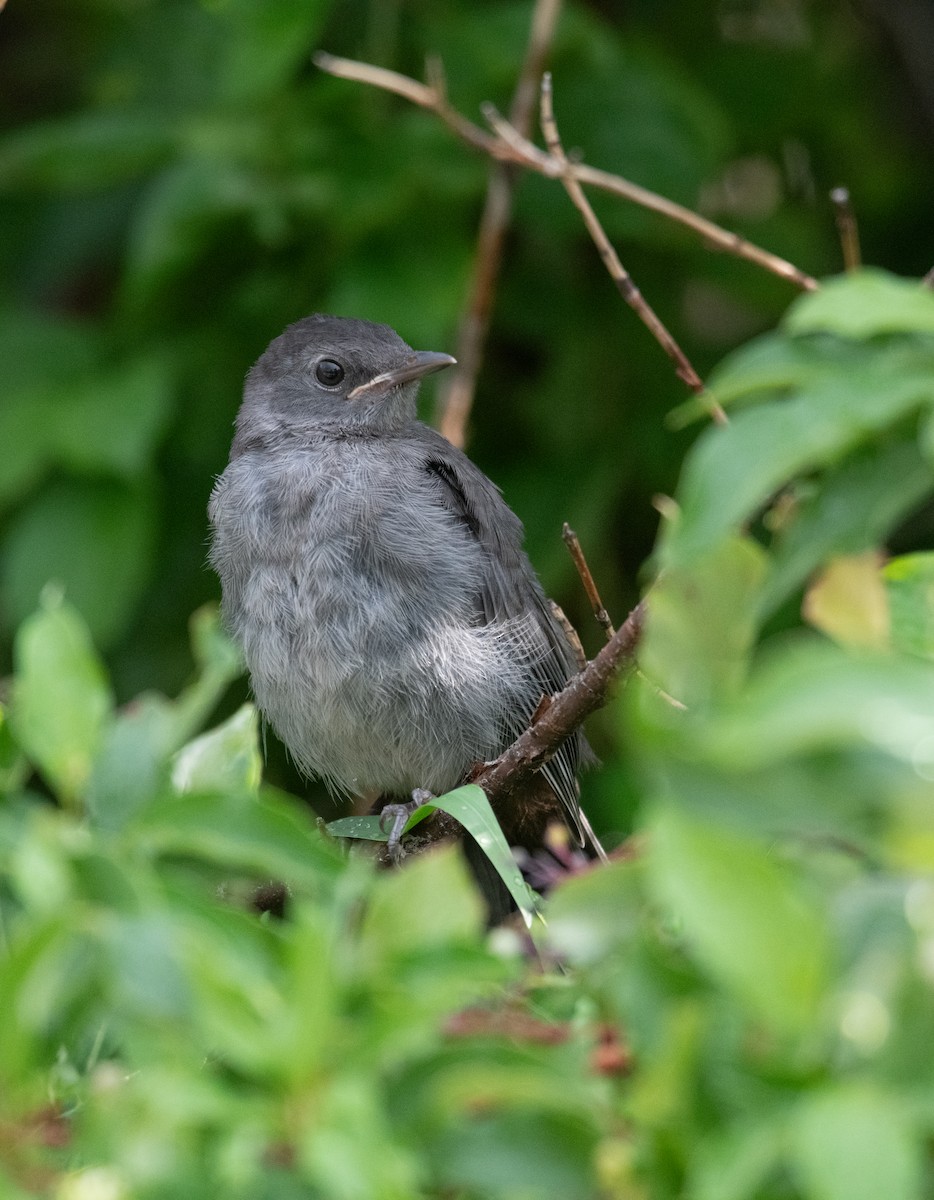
[419,427,585,841]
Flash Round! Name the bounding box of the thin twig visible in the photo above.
[314,52,819,292]
[830,187,861,271]
[562,523,615,640]
[475,601,645,806]
[537,75,726,419]
[437,0,564,448]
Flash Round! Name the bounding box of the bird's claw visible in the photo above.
[379,789,436,863]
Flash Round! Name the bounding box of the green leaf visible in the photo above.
[790,1083,921,1200]
[761,437,932,618]
[697,639,934,770]
[785,268,934,339]
[130,790,336,892]
[648,803,828,1032]
[10,593,113,806]
[1,479,157,649]
[360,842,484,954]
[640,534,766,708]
[429,786,542,928]
[171,704,261,794]
[661,343,934,568]
[884,553,934,660]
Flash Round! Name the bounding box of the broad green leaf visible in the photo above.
[640,534,766,708]
[885,553,934,660]
[791,1084,921,1200]
[761,437,932,618]
[803,552,890,650]
[1,479,157,648]
[697,639,934,770]
[785,268,934,338]
[171,704,261,794]
[10,593,113,806]
[360,843,484,954]
[130,790,335,892]
[669,333,830,425]
[648,803,828,1032]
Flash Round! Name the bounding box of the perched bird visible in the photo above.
[209,314,591,903]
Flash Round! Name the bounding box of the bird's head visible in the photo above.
[236,314,455,443]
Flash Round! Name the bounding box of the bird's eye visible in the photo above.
[315,359,345,386]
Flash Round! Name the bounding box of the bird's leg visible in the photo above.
[378,788,436,863]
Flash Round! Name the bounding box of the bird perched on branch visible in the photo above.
[209,314,592,909]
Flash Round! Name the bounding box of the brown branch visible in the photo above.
[830,187,861,271]
[437,0,564,448]
[562,523,615,640]
[475,601,645,806]
[537,75,727,419]
[314,52,818,292]
[921,266,934,289]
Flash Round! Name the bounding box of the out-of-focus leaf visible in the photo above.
[1,479,157,649]
[662,346,934,567]
[0,112,177,191]
[217,0,331,104]
[790,1083,921,1200]
[171,704,261,794]
[10,593,113,805]
[0,705,28,795]
[785,269,934,338]
[885,553,934,660]
[430,1109,599,1200]
[640,534,766,708]
[545,860,644,965]
[803,551,890,649]
[130,789,336,892]
[648,803,828,1032]
[695,639,934,771]
[299,1073,421,1200]
[761,437,932,617]
[360,842,484,954]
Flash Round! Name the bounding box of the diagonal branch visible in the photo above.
[314,51,818,293]
[474,601,645,806]
[536,74,726,419]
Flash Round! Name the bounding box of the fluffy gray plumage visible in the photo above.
[209,314,584,841]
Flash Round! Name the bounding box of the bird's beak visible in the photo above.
[347,351,457,401]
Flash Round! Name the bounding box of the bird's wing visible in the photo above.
[418,428,585,840]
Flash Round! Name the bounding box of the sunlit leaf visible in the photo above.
[803,551,890,650]
[785,268,934,338]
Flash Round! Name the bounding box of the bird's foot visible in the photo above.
[379,789,436,864]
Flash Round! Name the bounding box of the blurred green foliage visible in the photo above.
[2,0,934,1195]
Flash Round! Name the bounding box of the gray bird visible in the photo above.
[209,314,591,889]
